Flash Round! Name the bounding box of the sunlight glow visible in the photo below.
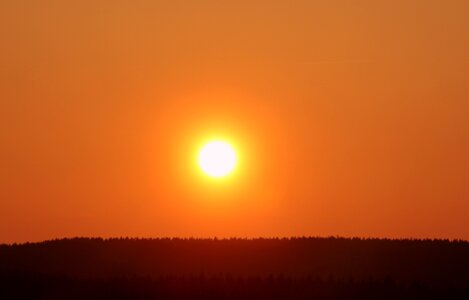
[198,141,237,178]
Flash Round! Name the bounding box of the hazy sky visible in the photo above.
[1,0,468,243]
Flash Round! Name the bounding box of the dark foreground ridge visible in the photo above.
[1,237,468,299]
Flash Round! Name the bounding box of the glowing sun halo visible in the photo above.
[198,141,237,178]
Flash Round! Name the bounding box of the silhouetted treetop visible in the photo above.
[1,237,468,288]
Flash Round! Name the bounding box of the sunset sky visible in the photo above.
[1,0,468,243]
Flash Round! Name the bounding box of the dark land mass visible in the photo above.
[1,237,468,299]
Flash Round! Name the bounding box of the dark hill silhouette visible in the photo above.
[1,237,468,299]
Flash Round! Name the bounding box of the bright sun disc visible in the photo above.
[198,141,237,178]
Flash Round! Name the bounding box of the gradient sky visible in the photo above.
[1,0,468,243]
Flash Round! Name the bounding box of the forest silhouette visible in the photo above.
[1,237,468,299]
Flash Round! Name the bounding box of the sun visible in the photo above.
[198,141,237,178]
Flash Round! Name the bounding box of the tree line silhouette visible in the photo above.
[1,237,468,299]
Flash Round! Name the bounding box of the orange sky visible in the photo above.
[1,0,468,243]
